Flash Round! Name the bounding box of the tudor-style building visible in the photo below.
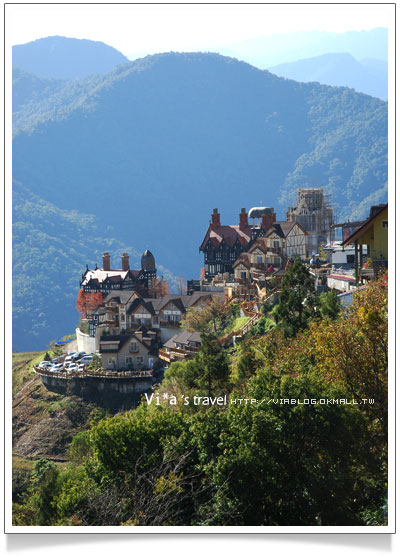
[80,250,157,295]
[200,207,307,279]
[199,208,252,278]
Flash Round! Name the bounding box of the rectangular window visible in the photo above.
[125,357,133,364]
[382,221,388,229]
[256,256,263,264]
[120,314,125,321]
[130,341,137,352]
[273,241,279,248]
[241,271,247,279]
[136,356,144,364]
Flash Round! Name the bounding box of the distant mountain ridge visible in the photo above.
[218,27,388,69]
[269,53,387,100]
[12,51,388,351]
[13,35,129,79]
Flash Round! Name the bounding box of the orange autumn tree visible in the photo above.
[308,276,388,433]
[76,290,104,318]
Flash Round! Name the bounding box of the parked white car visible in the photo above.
[38,361,52,370]
[50,364,63,373]
[67,363,78,372]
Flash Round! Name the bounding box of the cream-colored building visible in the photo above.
[100,331,158,371]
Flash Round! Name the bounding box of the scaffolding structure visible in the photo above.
[287,188,334,257]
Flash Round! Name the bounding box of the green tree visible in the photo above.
[192,334,231,397]
[274,259,319,337]
[167,334,231,398]
[181,298,230,335]
[318,290,341,320]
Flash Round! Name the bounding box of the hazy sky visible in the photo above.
[6,2,393,58]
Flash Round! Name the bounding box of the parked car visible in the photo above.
[50,364,63,373]
[64,356,73,366]
[77,363,86,372]
[52,358,59,364]
[38,361,52,370]
[78,355,93,365]
[67,363,78,372]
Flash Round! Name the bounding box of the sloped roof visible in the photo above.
[104,290,138,305]
[164,331,202,349]
[81,269,128,285]
[99,334,132,353]
[127,298,156,316]
[342,204,388,247]
[232,253,251,269]
[200,224,252,251]
[264,221,297,239]
[184,291,224,307]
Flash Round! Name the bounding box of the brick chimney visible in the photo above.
[261,211,276,232]
[239,208,248,230]
[121,253,130,271]
[102,252,111,271]
[210,208,221,229]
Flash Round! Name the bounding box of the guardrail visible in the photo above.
[33,366,153,379]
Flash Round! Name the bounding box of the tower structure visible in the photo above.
[286,188,334,257]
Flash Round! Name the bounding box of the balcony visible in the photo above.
[159,320,181,328]
[360,259,388,280]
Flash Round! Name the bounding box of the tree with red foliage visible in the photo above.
[149,276,170,298]
[76,290,103,318]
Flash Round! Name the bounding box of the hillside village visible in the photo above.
[33,187,388,395]
[11,23,390,528]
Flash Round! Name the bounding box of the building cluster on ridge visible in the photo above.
[69,187,388,375]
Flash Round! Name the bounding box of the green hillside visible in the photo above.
[12,52,387,350]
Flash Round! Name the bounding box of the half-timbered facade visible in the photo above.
[80,251,156,295]
[200,209,252,278]
[264,222,307,260]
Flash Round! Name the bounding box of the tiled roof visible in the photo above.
[200,224,252,251]
[264,221,297,239]
[104,290,138,305]
[164,331,202,349]
[184,291,224,307]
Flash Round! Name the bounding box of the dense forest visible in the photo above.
[13,264,388,527]
[12,179,176,351]
[12,52,387,350]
